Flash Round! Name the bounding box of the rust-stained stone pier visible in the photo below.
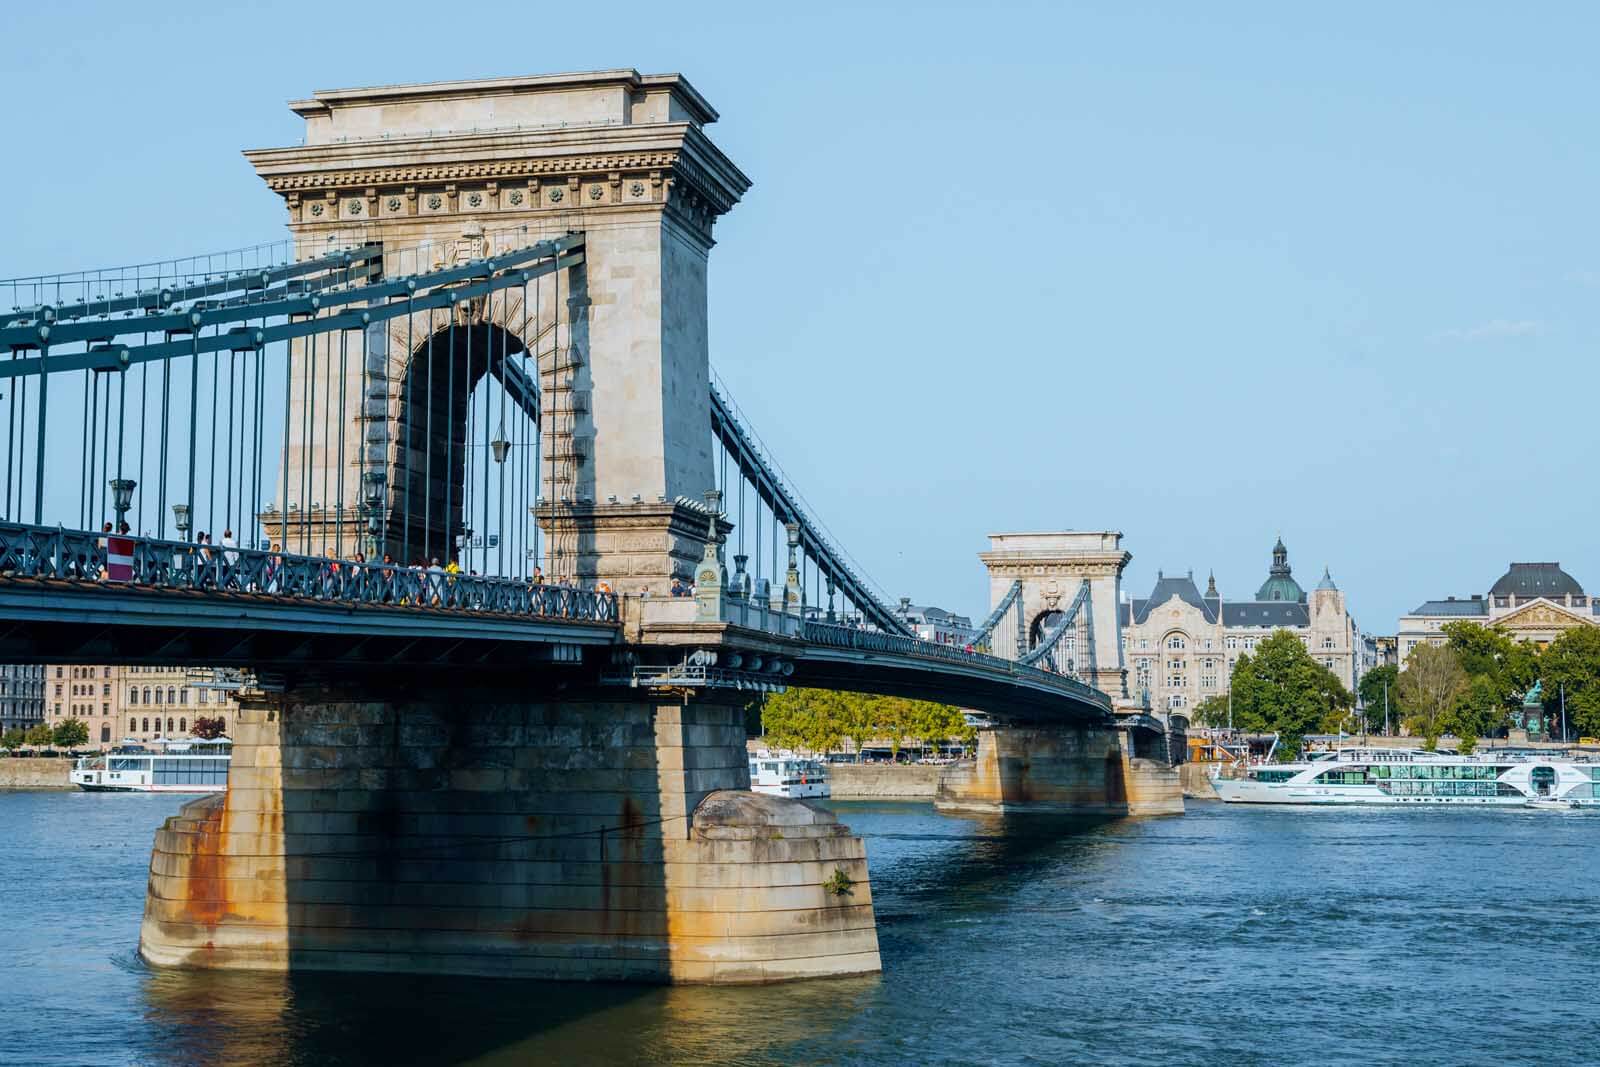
[140,686,879,983]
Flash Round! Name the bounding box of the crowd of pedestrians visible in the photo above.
[27,525,616,621]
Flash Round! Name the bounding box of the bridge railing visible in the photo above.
[802,621,1112,712]
[0,522,618,624]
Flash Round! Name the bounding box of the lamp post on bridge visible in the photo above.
[109,479,136,531]
[361,471,386,559]
[172,504,191,542]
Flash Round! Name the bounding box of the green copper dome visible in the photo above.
[1255,537,1306,603]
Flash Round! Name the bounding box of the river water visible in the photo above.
[1,791,1594,1066]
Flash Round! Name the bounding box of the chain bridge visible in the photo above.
[0,70,1179,985]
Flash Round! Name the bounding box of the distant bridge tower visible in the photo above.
[979,531,1131,699]
[247,70,750,589]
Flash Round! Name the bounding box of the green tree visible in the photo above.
[51,719,89,750]
[1396,643,1468,750]
[0,728,24,750]
[1356,664,1399,734]
[23,723,54,748]
[1539,626,1600,739]
[908,701,967,757]
[1192,694,1231,728]
[1440,620,1537,733]
[1226,631,1354,756]
[872,697,914,760]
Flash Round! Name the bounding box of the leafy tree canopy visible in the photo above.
[0,728,24,750]
[1226,630,1353,756]
[761,689,970,758]
[23,723,54,747]
[191,716,228,740]
[1396,643,1468,750]
[1538,626,1600,739]
[51,719,89,749]
[1356,663,1399,734]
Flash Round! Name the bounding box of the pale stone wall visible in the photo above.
[828,763,941,800]
[140,687,878,984]
[0,757,73,789]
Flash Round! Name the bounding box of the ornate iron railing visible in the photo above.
[0,522,618,624]
[802,620,1112,712]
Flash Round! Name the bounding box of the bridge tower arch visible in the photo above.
[980,531,1131,700]
[247,70,750,591]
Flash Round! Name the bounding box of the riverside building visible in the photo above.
[1119,538,1363,716]
[0,665,46,735]
[1397,562,1599,661]
[50,666,242,749]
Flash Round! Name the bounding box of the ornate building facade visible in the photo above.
[1119,539,1363,715]
[48,666,242,749]
[1397,562,1598,661]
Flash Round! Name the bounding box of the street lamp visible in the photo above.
[490,424,509,465]
[171,503,191,541]
[361,471,387,556]
[109,479,136,530]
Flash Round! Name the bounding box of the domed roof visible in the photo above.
[1317,566,1338,592]
[1489,563,1583,599]
[1255,537,1305,603]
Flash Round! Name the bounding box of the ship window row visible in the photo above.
[1385,781,1522,797]
[1382,765,1506,780]
[151,758,229,786]
[1252,770,1297,782]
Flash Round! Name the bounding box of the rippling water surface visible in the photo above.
[2,790,1595,1065]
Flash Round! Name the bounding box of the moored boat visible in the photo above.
[1212,746,1600,807]
[748,750,829,799]
[70,737,232,793]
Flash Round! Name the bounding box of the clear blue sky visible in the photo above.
[3,1,1596,632]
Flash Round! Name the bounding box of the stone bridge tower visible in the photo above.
[979,531,1131,699]
[246,70,750,590]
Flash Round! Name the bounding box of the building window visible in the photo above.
[143,688,152,705]
[129,717,137,732]
[1322,637,1334,649]
[199,689,209,705]
[167,687,176,705]
[102,703,109,715]
[179,689,188,706]
[129,689,139,705]
[55,667,62,678]
[1324,658,1334,669]
[154,688,163,705]
[167,718,174,733]
[100,724,110,743]
[1167,636,1187,650]
[54,684,62,697]
[142,718,150,733]
[178,718,186,733]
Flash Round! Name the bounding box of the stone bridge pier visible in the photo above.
[139,678,879,983]
[940,532,1182,816]
[935,720,1183,817]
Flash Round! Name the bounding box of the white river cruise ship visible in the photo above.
[748,751,829,799]
[70,738,232,793]
[1213,746,1600,808]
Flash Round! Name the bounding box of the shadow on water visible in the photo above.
[833,801,1120,937]
[138,957,879,1067]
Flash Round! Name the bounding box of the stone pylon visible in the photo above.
[246,71,750,591]
[979,531,1132,699]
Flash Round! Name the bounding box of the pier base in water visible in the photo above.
[139,687,879,984]
[935,724,1183,817]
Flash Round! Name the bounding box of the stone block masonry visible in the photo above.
[140,685,878,984]
[935,725,1183,816]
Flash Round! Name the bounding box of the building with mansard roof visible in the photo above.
[1397,562,1598,661]
[1118,538,1365,717]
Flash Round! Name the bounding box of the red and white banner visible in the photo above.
[106,537,135,583]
